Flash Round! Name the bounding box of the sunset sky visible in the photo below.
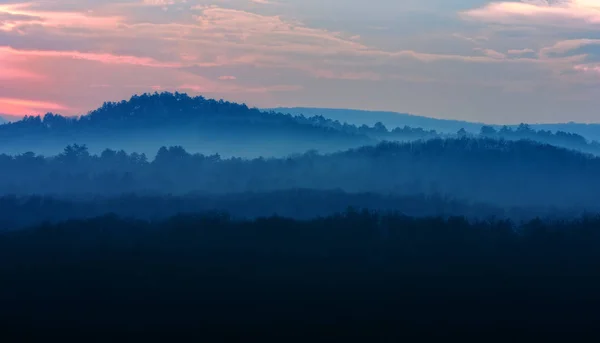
[2,0,600,123]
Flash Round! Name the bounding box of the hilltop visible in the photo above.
[3,93,600,158]
[0,93,374,158]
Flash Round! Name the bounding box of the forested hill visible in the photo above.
[272,107,484,134]
[275,107,600,141]
[3,92,600,158]
[0,92,451,158]
[2,138,600,209]
[280,107,600,155]
[0,92,375,158]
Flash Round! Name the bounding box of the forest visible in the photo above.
[1,191,588,232]
[1,92,600,157]
[3,92,600,339]
[1,138,600,208]
[2,212,600,339]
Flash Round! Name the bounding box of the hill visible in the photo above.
[532,122,600,142]
[0,93,374,158]
[273,107,600,141]
[0,191,563,231]
[271,107,484,134]
[2,138,600,209]
[273,107,600,155]
[3,93,600,159]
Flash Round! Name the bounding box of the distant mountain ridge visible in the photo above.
[271,107,484,134]
[271,107,600,141]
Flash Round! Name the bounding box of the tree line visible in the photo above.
[2,211,600,339]
[3,92,599,157]
[0,190,585,232]
[1,138,600,208]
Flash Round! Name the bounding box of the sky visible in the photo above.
[2,0,600,124]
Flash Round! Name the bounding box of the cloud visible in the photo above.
[180,83,301,94]
[474,48,506,59]
[0,97,67,115]
[0,67,42,80]
[311,70,383,81]
[0,3,123,31]
[142,0,186,6]
[463,0,600,28]
[3,0,600,122]
[1,1,541,78]
[508,48,536,55]
[0,46,182,67]
[539,38,600,57]
[190,6,367,54]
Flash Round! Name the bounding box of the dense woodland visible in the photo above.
[0,93,371,157]
[1,92,600,157]
[4,92,600,338]
[277,107,600,141]
[1,138,600,208]
[0,191,587,232]
[2,212,600,339]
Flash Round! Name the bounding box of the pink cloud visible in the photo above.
[3,0,580,122]
[180,83,301,94]
[0,67,42,80]
[574,64,600,72]
[463,0,600,27]
[473,48,506,59]
[539,38,600,57]
[0,46,182,68]
[0,97,68,116]
[0,3,123,31]
[507,49,536,55]
[191,6,367,54]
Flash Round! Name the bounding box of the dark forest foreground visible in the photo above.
[2,211,600,341]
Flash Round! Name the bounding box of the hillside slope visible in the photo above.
[0,93,373,158]
[272,107,484,134]
[1,138,599,209]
